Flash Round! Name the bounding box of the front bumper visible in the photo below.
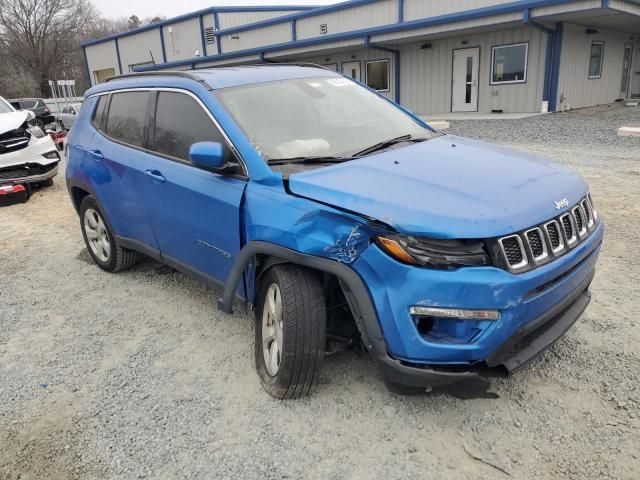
[353,222,603,388]
[0,135,59,184]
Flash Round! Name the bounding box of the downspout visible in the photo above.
[523,9,553,109]
[364,36,401,104]
[114,38,123,74]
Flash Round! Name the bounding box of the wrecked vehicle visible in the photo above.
[0,96,60,186]
[66,66,603,398]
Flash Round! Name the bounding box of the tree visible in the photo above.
[127,14,141,30]
[0,0,98,96]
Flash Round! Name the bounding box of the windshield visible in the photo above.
[214,76,435,162]
[0,97,15,114]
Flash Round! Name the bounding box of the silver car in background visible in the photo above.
[57,103,82,130]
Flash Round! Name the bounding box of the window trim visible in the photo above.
[490,42,529,85]
[588,40,605,79]
[365,59,391,93]
[87,87,248,178]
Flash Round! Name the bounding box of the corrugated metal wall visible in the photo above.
[85,40,121,77]
[118,29,163,71]
[163,17,202,62]
[218,10,301,30]
[399,27,547,114]
[403,0,513,20]
[220,22,292,53]
[557,23,636,109]
[296,0,397,39]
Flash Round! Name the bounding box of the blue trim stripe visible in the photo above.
[135,0,579,73]
[523,9,554,102]
[291,19,297,41]
[549,22,563,112]
[398,0,404,22]
[199,15,206,55]
[214,11,221,54]
[80,4,322,47]
[159,27,167,63]
[82,46,92,86]
[114,38,123,74]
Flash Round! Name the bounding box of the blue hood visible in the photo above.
[287,135,588,238]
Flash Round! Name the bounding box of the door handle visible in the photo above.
[89,150,104,161]
[144,169,166,183]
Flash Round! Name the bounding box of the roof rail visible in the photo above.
[104,70,212,90]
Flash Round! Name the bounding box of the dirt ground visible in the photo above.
[1,104,639,479]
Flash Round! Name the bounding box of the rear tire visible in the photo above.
[255,264,326,399]
[79,195,139,272]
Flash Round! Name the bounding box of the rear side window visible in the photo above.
[106,92,149,147]
[92,96,107,129]
[153,92,230,162]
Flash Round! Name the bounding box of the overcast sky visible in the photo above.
[93,0,340,20]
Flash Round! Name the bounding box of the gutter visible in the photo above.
[523,9,559,111]
[364,36,401,104]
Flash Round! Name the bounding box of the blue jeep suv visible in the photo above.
[66,65,603,398]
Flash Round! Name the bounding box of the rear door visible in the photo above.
[86,91,159,253]
[141,90,246,289]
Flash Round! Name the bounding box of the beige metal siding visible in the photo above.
[218,10,301,30]
[202,14,217,56]
[85,41,121,84]
[296,0,397,40]
[118,29,163,71]
[557,23,635,109]
[531,0,601,17]
[220,22,292,53]
[399,27,547,114]
[403,0,513,21]
[163,18,203,62]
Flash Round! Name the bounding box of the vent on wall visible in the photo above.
[204,27,215,45]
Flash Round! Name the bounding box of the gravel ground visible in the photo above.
[1,103,639,480]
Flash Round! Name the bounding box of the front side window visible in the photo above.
[588,41,604,78]
[153,91,232,164]
[491,43,528,84]
[105,92,149,147]
[366,59,390,92]
[214,76,433,162]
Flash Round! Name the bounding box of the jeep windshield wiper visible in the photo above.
[267,156,351,165]
[353,134,428,157]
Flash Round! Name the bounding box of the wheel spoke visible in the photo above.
[269,343,279,373]
[85,229,98,240]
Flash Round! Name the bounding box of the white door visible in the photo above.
[342,61,361,81]
[452,48,480,112]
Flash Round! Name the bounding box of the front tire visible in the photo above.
[79,195,138,272]
[255,265,326,399]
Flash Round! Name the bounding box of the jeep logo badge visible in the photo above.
[554,198,570,210]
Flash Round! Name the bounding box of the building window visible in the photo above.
[491,43,528,84]
[365,59,390,92]
[588,41,604,79]
[93,68,116,84]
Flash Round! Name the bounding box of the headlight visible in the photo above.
[27,126,45,138]
[375,234,490,269]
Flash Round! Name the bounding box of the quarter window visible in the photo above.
[588,41,604,78]
[152,92,231,163]
[92,96,108,129]
[105,92,149,147]
[365,59,390,92]
[491,43,528,84]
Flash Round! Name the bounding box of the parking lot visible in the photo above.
[1,103,639,479]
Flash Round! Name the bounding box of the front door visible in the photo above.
[142,90,246,290]
[620,43,633,98]
[341,61,361,81]
[452,47,480,112]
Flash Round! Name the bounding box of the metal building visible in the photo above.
[82,0,640,114]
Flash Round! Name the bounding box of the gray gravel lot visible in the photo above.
[1,103,639,480]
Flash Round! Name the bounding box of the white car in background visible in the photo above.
[58,102,82,130]
[0,96,59,185]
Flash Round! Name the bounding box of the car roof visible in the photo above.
[86,64,340,97]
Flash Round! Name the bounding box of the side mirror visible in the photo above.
[189,141,225,170]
